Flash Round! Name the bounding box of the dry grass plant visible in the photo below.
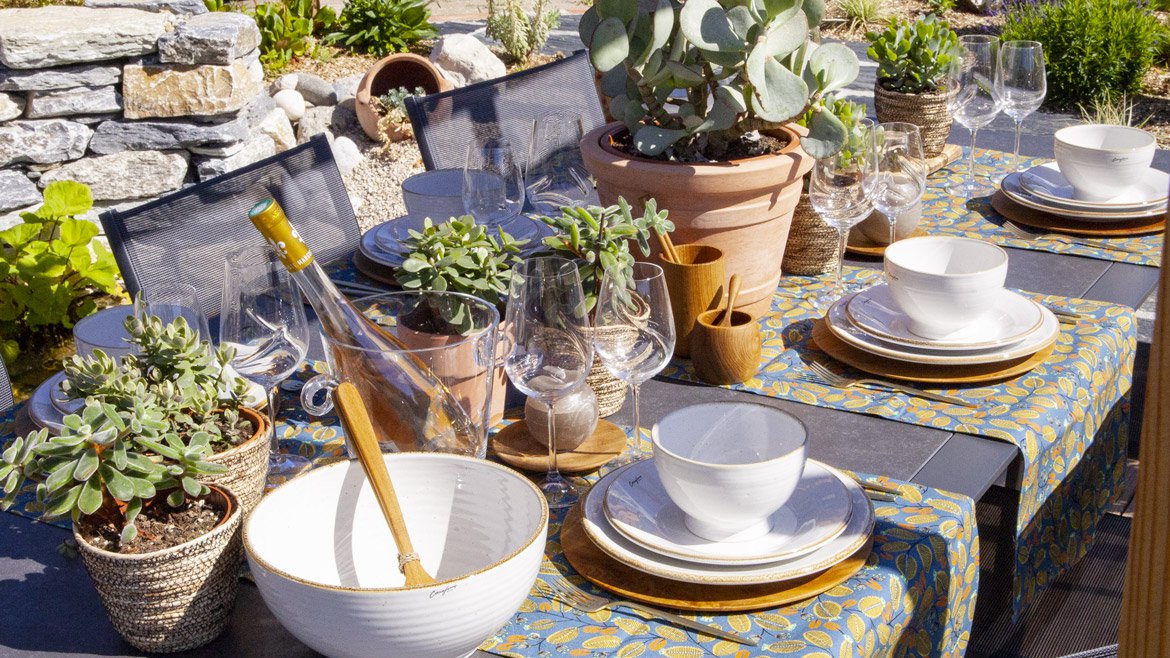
[837,0,890,35]
[1079,95,1151,128]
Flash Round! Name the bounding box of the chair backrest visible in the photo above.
[100,134,358,322]
[405,50,606,171]
[0,358,12,414]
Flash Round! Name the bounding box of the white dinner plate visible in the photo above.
[844,285,1044,352]
[1019,162,1169,210]
[825,292,1060,365]
[582,461,874,585]
[1001,172,1166,222]
[603,459,852,566]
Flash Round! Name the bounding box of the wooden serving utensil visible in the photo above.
[654,228,680,264]
[718,274,741,327]
[335,381,437,586]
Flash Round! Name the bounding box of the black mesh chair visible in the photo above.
[100,134,359,322]
[0,358,13,413]
[1060,646,1118,658]
[405,49,606,171]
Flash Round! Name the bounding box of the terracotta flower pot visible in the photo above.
[580,123,813,318]
[74,485,243,653]
[355,53,452,142]
[201,405,270,519]
[393,322,506,427]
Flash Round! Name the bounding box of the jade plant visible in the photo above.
[579,0,860,160]
[1,315,254,549]
[799,95,871,163]
[867,15,962,94]
[394,216,527,334]
[535,198,673,313]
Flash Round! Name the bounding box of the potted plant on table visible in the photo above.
[867,14,963,157]
[578,0,859,316]
[0,316,267,653]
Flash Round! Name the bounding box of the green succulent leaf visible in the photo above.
[597,0,636,23]
[764,9,807,58]
[679,0,743,52]
[590,16,630,72]
[634,125,689,156]
[802,108,848,159]
[808,42,860,94]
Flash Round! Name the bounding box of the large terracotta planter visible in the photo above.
[201,406,270,518]
[580,123,813,318]
[355,53,451,142]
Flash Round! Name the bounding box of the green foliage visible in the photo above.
[1001,0,1159,107]
[377,85,425,124]
[925,0,956,14]
[486,0,561,62]
[250,0,337,73]
[837,0,888,34]
[1078,94,1149,128]
[394,216,527,333]
[0,316,256,549]
[867,15,962,95]
[327,0,438,57]
[535,199,673,314]
[0,181,119,365]
[203,0,232,11]
[799,95,870,165]
[581,0,859,160]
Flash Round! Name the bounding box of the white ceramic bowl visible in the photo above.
[245,453,548,658]
[884,236,1008,339]
[1054,124,1156,201]
[401,169,468,221]
[651,402,808,542]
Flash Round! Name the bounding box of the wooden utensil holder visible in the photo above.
[690,309,762,385]
[660,244,726,357]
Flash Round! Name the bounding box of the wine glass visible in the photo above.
[221,245,311,480]
[809,127,874,308]
[504,256,594,509]
[134,282,211,339]
[871,121,927,248]
[463,139,525,227]
[526,114,598,214]
[946,34,1000,198]
[992,40,1046,183]
[593,261,675,463]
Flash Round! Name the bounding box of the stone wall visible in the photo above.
[0,1,295,230]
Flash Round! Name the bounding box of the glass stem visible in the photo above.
[1011,120,1023,173]
[266,385,279,454]
[834,225,848,296]
[630,382,642,460]
[887,211,897,247]
[967,128,979,186]
[546,397,561,482]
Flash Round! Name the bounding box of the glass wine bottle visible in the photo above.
[247,198,478,455]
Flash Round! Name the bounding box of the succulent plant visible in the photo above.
[867,15,962,95]
[377,85,425,125]
[535,198,673,314]
[799,95,871,163]
[580,0,860,160]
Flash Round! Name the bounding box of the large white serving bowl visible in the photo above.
[245,453,548,658]
[652,402,808,542]
[884,236,1008,339]
[1054,124,1156,201]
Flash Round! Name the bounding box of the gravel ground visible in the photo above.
[346,138,426,232]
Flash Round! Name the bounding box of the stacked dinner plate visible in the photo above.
[1000,162,1169,223]
[824,284,1060,367]
[359,214,554,270]
[576,458,874,591]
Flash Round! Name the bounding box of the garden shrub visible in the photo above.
[327,0,438,57]
[249,0,337,73]
[1000,0,1159,107]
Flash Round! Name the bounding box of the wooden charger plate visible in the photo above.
[492,419,626,473]
[811,318,1055,384]
[560,504,872,612]
[846,227,929,258]
[991,191,1166,237]
[352,251,399,287]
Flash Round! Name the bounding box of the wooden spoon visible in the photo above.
[335,381,437,586]
[718,274,741,327]
[654,228,680,264]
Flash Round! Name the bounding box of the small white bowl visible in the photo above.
[245,453,548,658]
[1054,124,1156,201]
[401,169,467,222]
[651,402,808,542]
[884,236,1008,340]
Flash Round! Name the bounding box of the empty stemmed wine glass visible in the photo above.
[504,256,594,509]
[134,282,211,340]
[992,40,1046,184]
[870,122,927,248]
[810,122,874,308]
[526,114,598,214]
[593,262,675,463]
[463,139,525,227]
[946,34,1000,198]
[221,246,311,480]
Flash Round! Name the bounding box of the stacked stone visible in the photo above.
[0,1,294,230]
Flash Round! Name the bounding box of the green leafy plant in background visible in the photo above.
[394,216,527,333]
[327,0,438,57]
[0,181,119,365]
[1000,0,1159,107]
[251,0,337,73]
[579,0,860,161]
[486,0,561,62]
[535,199,673,314]
[925,0,956,14]
[867,15,962,94]
[836,0,889,35]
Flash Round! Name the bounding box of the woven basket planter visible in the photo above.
[586,353,627,417]
[782,195,840,276]
[873,82,957,158]
[75,486,243,653]
[201,406,270,518]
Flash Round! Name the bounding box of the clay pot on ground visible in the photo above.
[580,123,814,319]
[355,53,451,142]
[200,405,270,518]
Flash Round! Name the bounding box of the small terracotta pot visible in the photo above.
[355,53,451,142]
[659,244,726,358]
[690,309,763,385]
[394,323,506,426]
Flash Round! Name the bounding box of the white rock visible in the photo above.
[272,74,298,92]
[257,107,295,152]
[295,72,336,106]
[157,12,261,65]
[0,204,37,231]
[26,86,121,119]
[186,141,246,157]
[0,170,41,212]
[331,136,362,176]
[0,92,23,122]
[0,7,172,69]
[243,49,263,84]
[333,74,362,102]
[429,34,505,87]
[195,133,275,180]
[0,120,93,167]
[39,150,189,201]
[295,106,333,144]
[272,88,306,122]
